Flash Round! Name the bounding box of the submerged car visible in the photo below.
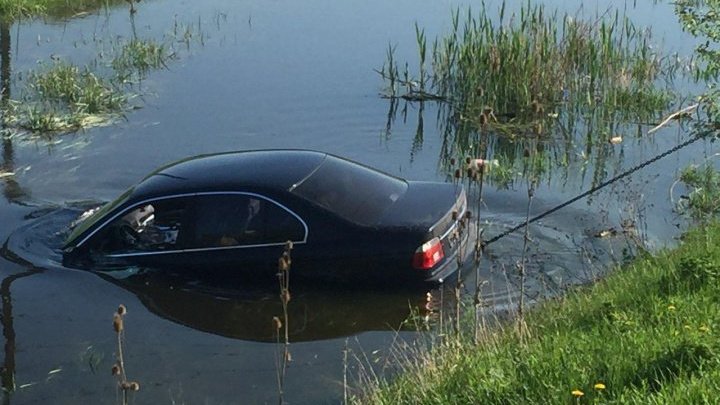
[60,150,471,285]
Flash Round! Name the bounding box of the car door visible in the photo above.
[172,192,307,277]
[85,192,307,276]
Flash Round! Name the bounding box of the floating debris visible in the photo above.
[594,228,618,238]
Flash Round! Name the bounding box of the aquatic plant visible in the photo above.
[0,0,45,20]
[29,62,126,114]
[381,1,680,188]
[678,163,720,220]
[111,304,140,405]
[112,39,172,83]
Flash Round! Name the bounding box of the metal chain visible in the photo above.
[482,132,708,247]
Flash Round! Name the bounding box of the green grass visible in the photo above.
[679,164,720,220]
[112,39,171,83]
[0,0,127,20]
[356,222,720,404]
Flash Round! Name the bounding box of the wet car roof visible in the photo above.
[131,150,327,200]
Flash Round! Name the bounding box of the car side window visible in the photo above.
[92,198,188,255]
[187,194,304,249]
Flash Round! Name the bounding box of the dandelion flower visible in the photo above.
[571,389,584,397]
[594,383,606,390]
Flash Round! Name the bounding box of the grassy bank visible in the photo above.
[356,222,720,404]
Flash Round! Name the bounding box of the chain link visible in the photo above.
[482,132,708,247]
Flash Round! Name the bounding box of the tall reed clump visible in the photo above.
[381,2,678,188]
[111,304,140,405]
[386,3,673,130]
[274,241,293,404]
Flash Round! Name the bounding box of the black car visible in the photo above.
[59,150,471,285]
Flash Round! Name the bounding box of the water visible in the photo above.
[0,0,711,403]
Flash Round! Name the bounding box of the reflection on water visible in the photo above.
[100,271,437,343]
[0,0,708,403]
[0,268,42,404]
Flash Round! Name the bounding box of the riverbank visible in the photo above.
[357,222,720,404]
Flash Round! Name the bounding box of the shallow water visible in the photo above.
[0,0,712,403]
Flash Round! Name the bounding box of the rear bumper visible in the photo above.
[423,221,477,284]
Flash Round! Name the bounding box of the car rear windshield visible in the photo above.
[291,156,407,226]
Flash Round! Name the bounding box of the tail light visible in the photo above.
[412,237,444,270]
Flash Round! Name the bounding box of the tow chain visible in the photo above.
[482,131,708,247]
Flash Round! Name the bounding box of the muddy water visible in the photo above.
[0,0,711,403]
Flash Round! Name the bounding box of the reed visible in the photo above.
[382,1,679,189]
[112,39,171,83]
[28,62,126,114]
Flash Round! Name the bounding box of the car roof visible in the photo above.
[131,149,328,200]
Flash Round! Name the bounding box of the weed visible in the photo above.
[678,164,720,219]
[274,241,293,404]
[111,304,140,405]
[382,1,678,188]
[112,39,171,83]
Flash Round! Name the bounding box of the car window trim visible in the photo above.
[74,191,309,250]
[106,241,301,258]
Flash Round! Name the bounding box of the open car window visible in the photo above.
[87,198,188,255]
[89,193,305,255]
[291,155,407,226]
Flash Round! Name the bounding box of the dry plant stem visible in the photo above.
[474,138,488,345]
[112,305,138,405]
[647,103,698,134]
[343,338,349,405]
[454,215,464,337]
[275,242,293,405]
[518,182,535,336]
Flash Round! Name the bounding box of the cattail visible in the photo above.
[117,305,127,316]
[121,381,140,391]
[111,364,121,376]
[281,289,291,304]
[478,113,487,126]
[278,256,289,272]
[452,210,458,220]
[454,168,461,179]
[523,148,531,157]
[273,316,282,330]
[465,210,472,219]
[450,157,456,166]
[113,313,123,333]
